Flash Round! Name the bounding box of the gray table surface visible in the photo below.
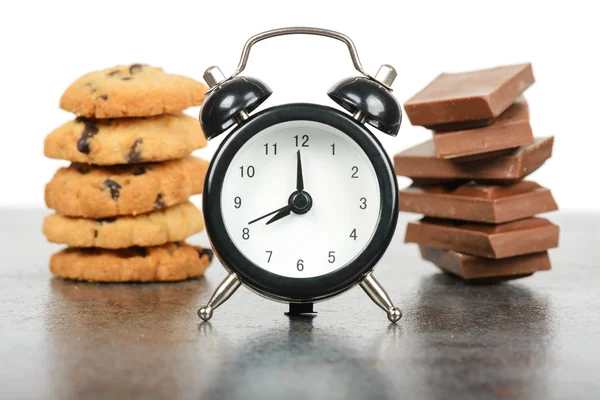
[0,209,598,400]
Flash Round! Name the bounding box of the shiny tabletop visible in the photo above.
[0,210,598,400]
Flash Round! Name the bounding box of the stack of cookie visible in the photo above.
[395,63,560,282]
[43,64,213,282]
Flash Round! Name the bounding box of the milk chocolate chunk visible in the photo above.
[433,98,534,160]
[394,137,553,183]
[446,148,517,164]
[406,217,559,259]
[404,63,534,128]
[419,246,551,282]
[400,181,558,223]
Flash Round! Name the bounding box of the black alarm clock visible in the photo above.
[198,27,402,322]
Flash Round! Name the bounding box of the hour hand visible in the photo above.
[266,204,295,225]
[248,203,292,225]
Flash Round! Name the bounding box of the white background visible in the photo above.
[0,0,597,210]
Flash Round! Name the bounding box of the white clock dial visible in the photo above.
[221,120,381,279]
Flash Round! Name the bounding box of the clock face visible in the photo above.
[221,120,381,279]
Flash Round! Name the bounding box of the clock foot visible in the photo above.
[285,302,317,317]
[359,272,402,323]
[198,273,241,321]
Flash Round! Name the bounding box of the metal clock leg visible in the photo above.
[198,273,242,321]
[359,272,402,323]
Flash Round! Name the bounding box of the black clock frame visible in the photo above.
[203,103,398,303]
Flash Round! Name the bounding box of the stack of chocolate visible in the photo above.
[43,64,213,283]
[395,63,559,282]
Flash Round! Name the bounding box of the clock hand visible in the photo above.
[250,151,308,226]
[266,204,295,225]
[248,203,293,225]
[296,150,304,192]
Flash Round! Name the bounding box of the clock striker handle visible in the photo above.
[198,273,241,321]
[359,272,402,323]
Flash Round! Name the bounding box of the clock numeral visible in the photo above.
[294,134,309,147]
[296,259,304,271]
[234,196,242,209]
[264,143,277,155]
[328,251,336,264]
[266,250,273,263]
[350,229,357,241]
[359,197,367,209]
[242,227,250,240]
[351,166,359,178]
[331,143,335,155]
[239,165,255,178]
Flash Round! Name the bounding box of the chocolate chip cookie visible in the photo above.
[60,64,208,118]
[45,156,208,218]
[44,114,206,165]
[50,242,213,282]
[43,202,204,249]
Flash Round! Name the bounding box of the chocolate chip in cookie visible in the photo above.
[154,194,166,210]
[197,248,214,262]
[126,139,143,163]
[103,179,121,200]
[75,117,99,154]
[76,165,90,174]
[129,64,144,74]
[132,165,147,176]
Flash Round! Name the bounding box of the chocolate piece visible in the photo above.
[446,148,517,163]
[126,138,143,163]
[419,246,551,282]
[394,137,553,183]
[97,217,117,224]
[75,117,99,154]
[424,119,492,132]
[153,194,165,210]
[98,94,108,101]
[76,164,90,174]
[103,179,121,200]
[198,248,214,262]
[122,77,132,81]
[132,165,147,176]
[411,178,470,185]
[108,70,121,77]
[400,181,558,223]
[404,63,534,127]
[129,64,144,74]
[434,99,534,160]
[405,217,559,259]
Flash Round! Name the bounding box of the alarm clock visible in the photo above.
[198,27,402,322]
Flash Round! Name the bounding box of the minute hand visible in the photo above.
[296,150,304,192]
